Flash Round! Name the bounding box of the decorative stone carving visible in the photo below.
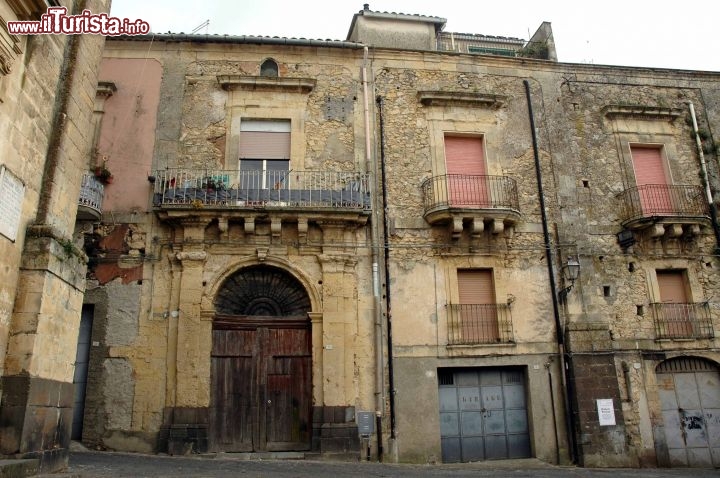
[176,251,207,262]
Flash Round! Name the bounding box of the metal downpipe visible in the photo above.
[376,96,396,441]
[688,101,720,251]
[362,45,385,459]
[524,79,577,464]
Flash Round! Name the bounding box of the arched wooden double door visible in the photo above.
[210,265,312,452]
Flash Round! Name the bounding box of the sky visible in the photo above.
[109,0,720,72]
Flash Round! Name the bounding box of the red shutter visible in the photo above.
[444,136,488,207]
[445,136,486,175]
[631,146,667,186]
[457,269,495,304]
[239,131,290,159]
[630,146,672,214]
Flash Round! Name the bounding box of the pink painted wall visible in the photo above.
[97,58,162,212]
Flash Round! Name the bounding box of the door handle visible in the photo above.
[267,399,272,405]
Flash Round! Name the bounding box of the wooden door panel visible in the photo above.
[265,355,311,450]
[211,320,311,452]
[209,355,254,451]
[262,327,312,451]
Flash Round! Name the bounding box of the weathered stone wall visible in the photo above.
[371,50,720,466]
[536,67,720,466]
[90,33,720,467]
[0,0,110,471]
[87,42,376,457]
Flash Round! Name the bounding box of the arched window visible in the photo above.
[260,58,279,77]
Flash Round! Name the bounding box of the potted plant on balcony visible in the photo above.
[94,156,113,184]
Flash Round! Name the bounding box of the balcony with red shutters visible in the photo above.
[616,184,710,239]
[421,174,521,238]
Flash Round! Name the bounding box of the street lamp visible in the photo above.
[560,257,580,298]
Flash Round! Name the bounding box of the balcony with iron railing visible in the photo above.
[436,32,525,56]
[617,184,709,230]
[650,302,714,340]
[77,173,104,221]
[421,174,520,235]
[152,169,370,212]
[446,304,514,345]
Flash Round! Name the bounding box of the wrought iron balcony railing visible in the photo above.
[421,174,519,214]
[77,173,104,220]
[617,184,709,224]
[650,302,714,340]
[446,304,514,345]
[152,169,370,210]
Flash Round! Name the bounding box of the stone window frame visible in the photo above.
[603,109,682,191]
[428,120,496,179]
[616,135,678,190]
[226,109,307,172]
[445,263,508,308]
[646,260,703,304]
[421,92,505,181]
[221,67,312,171]
[225,112,305,171]
[624,140,676,187]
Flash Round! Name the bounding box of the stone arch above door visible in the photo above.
[214,264,311,316]
[202,258,321,317]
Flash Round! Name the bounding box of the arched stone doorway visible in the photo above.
[210,265,312,452]
[655,356,720,467]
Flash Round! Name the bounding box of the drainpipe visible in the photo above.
[362,45,385,460]
[524,79,577,464]
[687,101,720,251]
[376,96,396,440]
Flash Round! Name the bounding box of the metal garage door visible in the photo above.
[439,368,531,462]
[657,357,720,467]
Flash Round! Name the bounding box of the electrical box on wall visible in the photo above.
[357,411,375,436]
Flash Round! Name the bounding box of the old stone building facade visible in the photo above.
[0,0,109,472]
[74,4,720,469]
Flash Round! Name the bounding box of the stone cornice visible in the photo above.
[602,105,683,121]
[217,75,316,93]
[418,91,504,108]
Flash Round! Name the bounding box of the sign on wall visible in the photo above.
[597,398,616,426]
[0,165,25,242]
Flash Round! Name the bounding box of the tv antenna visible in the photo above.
[192,19,210,34]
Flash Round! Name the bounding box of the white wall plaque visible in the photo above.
[0,165,25,242]
[597,398,616,426]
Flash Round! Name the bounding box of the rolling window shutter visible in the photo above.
[457,270,495,305]
[657,270,688,303]
[445,136,486,175]
[240,120,291,160]
[631,146,667,186]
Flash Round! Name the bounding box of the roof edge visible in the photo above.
[110,33,365,49]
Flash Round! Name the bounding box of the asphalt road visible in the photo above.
[64,452,719,478]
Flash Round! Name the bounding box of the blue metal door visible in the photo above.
[439,368,530,462]
[657,358,720,467]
